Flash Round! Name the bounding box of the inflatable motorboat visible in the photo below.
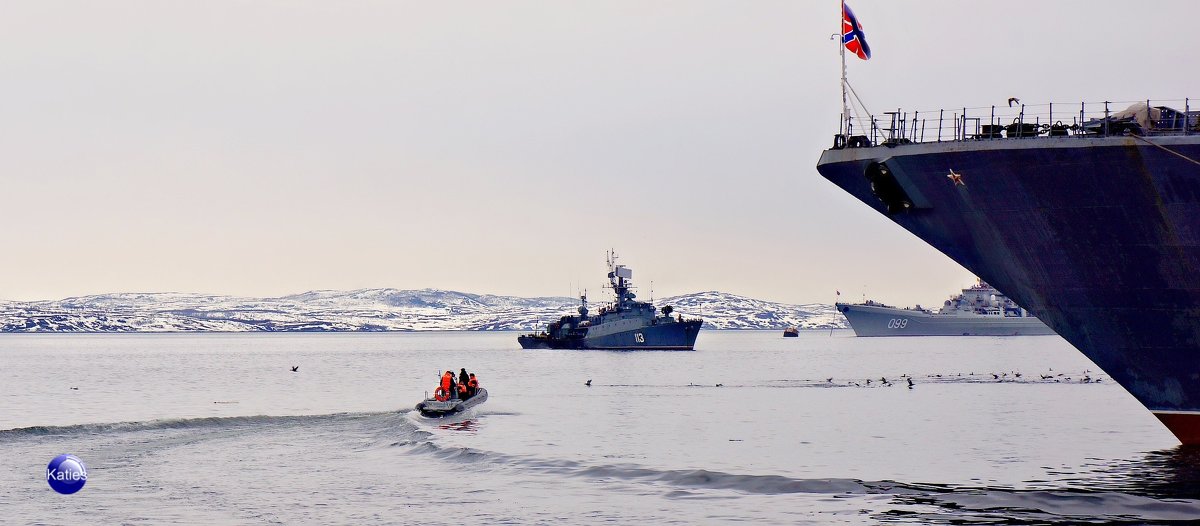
[415,388,488,418]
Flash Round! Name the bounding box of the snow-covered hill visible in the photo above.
[662,291,844,330]
[0,289,846,332]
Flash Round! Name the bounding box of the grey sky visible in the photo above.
[3,1,1197,307]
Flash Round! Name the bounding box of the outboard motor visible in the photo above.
[864,161,913,215]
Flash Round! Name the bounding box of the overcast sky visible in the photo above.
[3,1,1197,306]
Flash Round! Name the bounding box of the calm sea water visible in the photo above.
[2,331,1197,524]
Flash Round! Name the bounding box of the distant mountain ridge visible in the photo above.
[0,289,845,332]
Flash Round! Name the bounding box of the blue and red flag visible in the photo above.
[842,3,871,60]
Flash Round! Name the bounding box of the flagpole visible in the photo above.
[840,0,849,135]
[830,289,840,337]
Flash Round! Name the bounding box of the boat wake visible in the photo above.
[0,410,409,442]
[9,409,1200,523]
[390,427,1200,523]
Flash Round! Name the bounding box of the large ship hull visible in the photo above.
[817,135,1200,444]
[837,303,1055,337]
[519,320,702,350]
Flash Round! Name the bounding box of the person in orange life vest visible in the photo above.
[457,379,469,400]
[440,370,455,400]
[467,374,479,397]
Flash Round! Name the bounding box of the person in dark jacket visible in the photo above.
[457,368,470,399]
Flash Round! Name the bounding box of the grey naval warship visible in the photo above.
[837,281,1054,337]
[517,253,702,350]
[817,98,1200,444]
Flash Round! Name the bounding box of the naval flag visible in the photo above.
[842,3,871,60]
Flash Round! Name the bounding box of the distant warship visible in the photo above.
[836,281,1054,337]
[518,253,702,350]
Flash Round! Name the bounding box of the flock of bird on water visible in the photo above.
[580,368,1104,391]
[270,366,1102,396]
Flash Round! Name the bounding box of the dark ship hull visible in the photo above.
[518,319,702,350]
[817,132,1200,444]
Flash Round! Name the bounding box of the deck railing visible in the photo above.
[836,98,1200,148]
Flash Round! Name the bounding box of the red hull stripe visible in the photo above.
[1153,412,1200,445]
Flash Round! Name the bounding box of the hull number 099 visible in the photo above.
[887,318,909,329]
